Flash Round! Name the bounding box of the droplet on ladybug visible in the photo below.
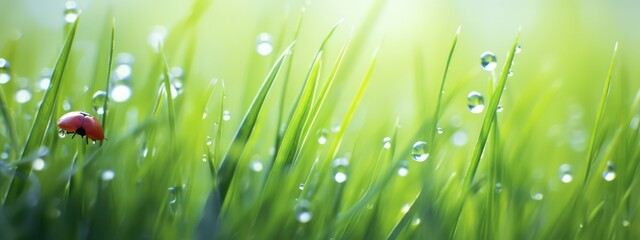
[57,111,105,143]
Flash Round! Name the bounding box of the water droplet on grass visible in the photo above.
[256,33,273,56]
[559,164,573,183]
[294,200,312,223]
[111,84,132,102]
[411,141,429,162]
[437,127,443,134]
[206,136,213,146]
[64,1,79,23]
[299,183,304,190]
[467,91,484,114]
[602,161,616,181]
[33,158,46,171]
[148,26,168,52]
[515,44,522,53]
[397,161,409,176]
[622,220,630,227]
[15,89,32,103]
[401,204,411,213]
[58,129,67,138]
[101,170,115,181]
[531,192,544,201]
[383,137,392,149]
[62,99,71,110]
[0,58,11,84]
[480,52,497,71]
[92,91,107,114]
[332,157,349,183]
[222,110,231,121]
[201,153,207,162]
[317,129,328,144]
[250,161,263,172]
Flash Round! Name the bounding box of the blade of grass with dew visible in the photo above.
[306,47,379,201]
[100,18,115,146]
[429,26,460,143]
[464,31,520,189]
[583,42,618,186]
[275,8,305,152]
[216,42,294,201]
[3,18,80,206]
[215,81,225,168]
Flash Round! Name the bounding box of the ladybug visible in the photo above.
[57,111,106,143]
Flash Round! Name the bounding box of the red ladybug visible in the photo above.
[57,111,105,143]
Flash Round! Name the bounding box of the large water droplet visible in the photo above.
[480,52,498,71]
[101,170,115,181]
[15,89,32,103]
[332,157,349,183]
[92,91,107,114]
[383,137,392,149]
[58,129,67,138]
[467,91,485,114]
[294,200,312,223]
[32,158,46,171]
[111,84,132,102]
[64,1,79,23]
[317,129,328,145]
[0,58,11,84]
[559,164,573,183]
[602,161,616,181]
[148,26,168,52]
[411,141,429,162]
[256,33,273,56]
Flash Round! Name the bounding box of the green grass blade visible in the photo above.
[3,18,80,206]
[217,42,295,201]
[160,45,177,142]
[100,18,115,146]
[429,26,460,143]
[583,42,618,186]
[464,31,521,188]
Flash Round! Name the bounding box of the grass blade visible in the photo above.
[583,42,618,185]
[100,18,115,146]
[429,26,460,143]
[217,42,295,201]
[464,31,521,188]
[3,18,80,206]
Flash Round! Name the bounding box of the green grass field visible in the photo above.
[1,0,640,239]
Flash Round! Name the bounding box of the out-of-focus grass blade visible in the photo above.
[217,42,295,201]
[100,18,115,146]
[309,47,379,199]
[583,42,618,185]
[3,18,80,206]
[159,46,177,142]
[464,32,520,188]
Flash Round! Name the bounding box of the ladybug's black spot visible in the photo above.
[76,127,86,136]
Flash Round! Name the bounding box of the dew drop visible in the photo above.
[15,89,32,103]
[299,183,305,190]
[508,70,514,77]
[92,91,107,114]
[497,105,504,112]
[397,161,409,176]
[437,127,443,134]
[467,91,485,114]
[148,26,168,52]
[256,33,274,56]
[602,161,616,181]
[201,153,207,162]
[383,137,392,149]
[64,1,79,23]
[202,112,207,119]
[622,220,630,227]
[332,157,349,183]
[411,141,429,162]
[294,200,312,223]
[559,164,573,183]
[515,44,522,54]
[317,129,328,145]
[58,129,67,138]
[101,170,115,181]
[62,99,71,110]
[411,217,421,226]
[0,58,11,84]
[206,136,213,146]
[480,52,498,71]
[401,204,411,214]
[222,110,231,121]
[495,182,502,193]
[32,158,46,171]
[110,84,132,102]
[250,161,263,172]
[531,192,544,201]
